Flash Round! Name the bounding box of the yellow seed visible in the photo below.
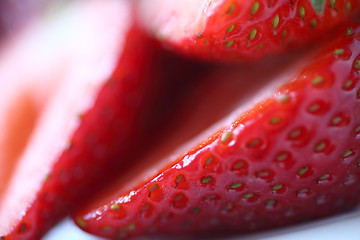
[298,6,305,18]
[149,183,159,193]
[232,160,245,170]
[227,24,235,33]
[202,176,213,183]
[333,49,345,56]
[222,203,233,211]
[110,203,120,211]
[247,139,260,147]
[276,152,288,162]
[175,174,184,185]
[230,182,243,189]
[257,170,270,178]
[243,193,254,199]
[225,40,234,48]
[308,103,320,113]
[297,188,309,196]
[343,79,353,89]
[126,223,136,232]
[272,14,280,29]
[249,28,258,40]
[204,155,214,167]
[101,226,113,232]
[174,193,185,202]
[346,27,354,36]
[355,126,360,134]
[221,131,232,143]
[343,149,353,158]
[346,2,352,12]
[314,141,326,152]
[227,3,236,15]
[330,0,336,9]
[251,1,260,15]
[76,217,87,228]
[310,18,317,29]
[289,128,301,139]
[266,200,276,206]
[354,60,360,70]
[298,166,309,176]
[330,116,342,125]
[272,184,283,190]
[318,173,330,181]
[269,116,281,124]
[312,76,324,85]
[277,94,290,103]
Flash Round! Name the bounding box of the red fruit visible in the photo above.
[73,24,360,239]
[0,1,171,239]
[138,0,360,62]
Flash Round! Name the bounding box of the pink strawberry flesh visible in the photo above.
[72,24,360,239]
[0,1,179,239]
[138,0,360,62]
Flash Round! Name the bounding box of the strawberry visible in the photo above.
[138,0,360,62]
[0,1,179,239]
[73,24,360,239]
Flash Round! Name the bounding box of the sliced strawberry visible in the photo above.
[138,0,360,62]
[0,1,191,239]
[73,24,360,239]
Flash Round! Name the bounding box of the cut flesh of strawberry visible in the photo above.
[0,0,131,237]
[73,25,360,239]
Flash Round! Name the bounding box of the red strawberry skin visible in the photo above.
[73,24,360,239]
[0,23,165,240]
[141,0,360,62]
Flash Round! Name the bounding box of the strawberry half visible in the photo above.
[73,24,360,239]
[138,0,360,62]
[0,1,174,239]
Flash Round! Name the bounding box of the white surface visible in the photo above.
[44,207,360,240]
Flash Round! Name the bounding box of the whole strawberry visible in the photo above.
[139,0,360,62]
[73,24,360,239]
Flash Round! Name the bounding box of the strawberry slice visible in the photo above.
[73,24,360,239]
[0,1,187,239]
[138,0,359,62]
